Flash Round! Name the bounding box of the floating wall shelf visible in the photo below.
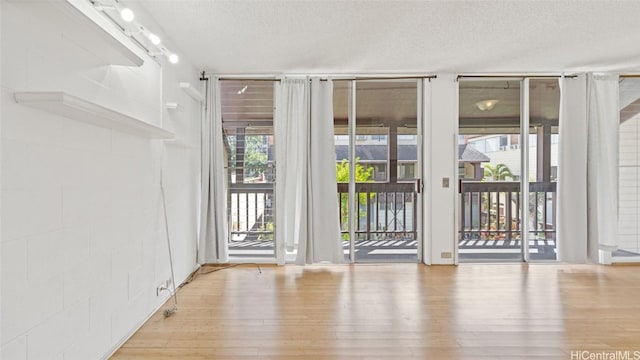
[8,0,144,67]
[180,82,204,102]
[14,92,175,139]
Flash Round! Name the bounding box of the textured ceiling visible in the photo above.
[134,0,640,74]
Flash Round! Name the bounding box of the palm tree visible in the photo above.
[481,163,516,240]
[483,163,514,181]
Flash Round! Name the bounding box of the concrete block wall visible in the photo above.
[1,1,200,359]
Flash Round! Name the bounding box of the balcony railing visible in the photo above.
[229,183,274,241]
[229,182,417,244]
[337,182,417,241]
[459,181,557,241]
[228,181,555,246]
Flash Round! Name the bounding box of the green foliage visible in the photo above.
[335,158,374,183]
[225,136,237,170]
[483,163,514,181]
[244,136,268,177]
[336,158,374,237]
[245,151,267,176]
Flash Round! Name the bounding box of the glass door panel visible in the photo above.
[334,80,352,262]
[221,80,276,259]
[458,80,523,262]
[354,80,419,262]
[528,79,560,260]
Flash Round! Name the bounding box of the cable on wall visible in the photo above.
[160,168,179,317]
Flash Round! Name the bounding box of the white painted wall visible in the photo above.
[0,1,200,359]
[0,0,3,355]
[425,75,457,265]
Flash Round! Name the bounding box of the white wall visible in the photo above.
[425,75,457,265]
[0,0,3,355]
[0,1,200,359]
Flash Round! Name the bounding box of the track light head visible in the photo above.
[120,7,135,22]
[148,33,161,45]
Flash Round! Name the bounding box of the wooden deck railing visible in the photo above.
[337,182,417,241]
[228,180,554,244]
[459,181,557,241]
[229,183,274,241]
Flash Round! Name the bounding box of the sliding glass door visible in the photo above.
[527,79,560,260]
[335,79,422,263]
[458,80,524,261]
[334,80,352,262]
[221,80,276,260]
[219,77,424,263]
[458,78,559,262]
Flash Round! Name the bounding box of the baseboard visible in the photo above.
[612,256,640,265]
[101,264,201,360]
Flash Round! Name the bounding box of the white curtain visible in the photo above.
[275,78,309,262]
[275,77,344,265]
[304,78,344,264]
[557,75,588,263]
[198,77,229,264]
[586,73,619,263]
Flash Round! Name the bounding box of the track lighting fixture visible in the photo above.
[92,1,179,65]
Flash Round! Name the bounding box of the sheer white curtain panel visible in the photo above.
[557,75,588,263]
[198,77,229,264]
[586,73,619,263]
[274,77,344,265]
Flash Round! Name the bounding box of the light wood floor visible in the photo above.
[111,263,640,359]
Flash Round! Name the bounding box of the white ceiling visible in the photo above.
[135,0,640,74]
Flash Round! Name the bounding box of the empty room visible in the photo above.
[1,1,640,359]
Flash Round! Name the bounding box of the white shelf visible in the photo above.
[8,0,143,67]
[14,92,174,139]
[180,82,204,102]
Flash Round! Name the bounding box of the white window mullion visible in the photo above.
[521,78,530,262]
[348,80,357,263]
[273,80,285,265]
[416,79,424,264]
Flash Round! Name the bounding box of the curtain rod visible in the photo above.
[620,75,640,78]
[214,74,437,81]
[457,74,578,80]
[341,75,437,81]
[217,77,278,81]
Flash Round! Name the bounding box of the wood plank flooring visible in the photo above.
[111,264,640,359]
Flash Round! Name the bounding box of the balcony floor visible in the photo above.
[228,239,559,262]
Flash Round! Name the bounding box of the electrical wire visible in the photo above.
[160,172,179,317]
[178,263,263,289]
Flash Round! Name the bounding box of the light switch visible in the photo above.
[442,177,450,188]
